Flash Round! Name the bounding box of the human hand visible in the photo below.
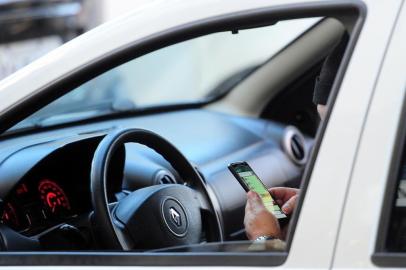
[244,191,281,240]
[269,187,299,215]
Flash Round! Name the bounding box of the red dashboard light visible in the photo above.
[16,183,28,195]
[38,179,71,214]
[1,202,19,229]
[46,192,60,212]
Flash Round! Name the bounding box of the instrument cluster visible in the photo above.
[1,178,76,236]
[0,136,123,238]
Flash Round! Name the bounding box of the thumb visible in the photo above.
[247,191,264,208]
[281,194,298,215]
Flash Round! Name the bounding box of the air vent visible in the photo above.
[291,134,305,161]
[282,126,308,166]
[155,170,177,185]
[158,174,176,185]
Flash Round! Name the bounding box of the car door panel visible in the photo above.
[332,1,406,268]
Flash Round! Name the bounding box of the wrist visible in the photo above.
[250,229,281,241]
[254,235,275,242]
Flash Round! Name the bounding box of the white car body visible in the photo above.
[0,0,405,269]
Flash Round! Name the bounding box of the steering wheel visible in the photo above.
[90,128,223,250]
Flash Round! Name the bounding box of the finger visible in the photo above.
[269,187,298,195]
[269,187,290,201]
[268,188,286,207]
[269,187,298,202]
[247,191,265,211]
[245,196,250,213]
[275,199,283,206]
[247,191,262,204]
[281,194,298,215]
[269,187,286,196]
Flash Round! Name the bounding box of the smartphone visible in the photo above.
[228,161,288,221]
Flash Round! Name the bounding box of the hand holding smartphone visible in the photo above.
[228,161,288,222]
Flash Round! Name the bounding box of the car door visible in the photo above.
[331,0,406,268]
[287,0,403,267]
[0,0,378,269]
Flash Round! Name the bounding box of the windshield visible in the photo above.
[10,18,319,132]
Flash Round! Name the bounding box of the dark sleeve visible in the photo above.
[313,33,349,105]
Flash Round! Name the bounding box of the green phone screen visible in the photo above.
[235,164,287,219]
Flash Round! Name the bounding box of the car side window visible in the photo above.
[382,151,406,252]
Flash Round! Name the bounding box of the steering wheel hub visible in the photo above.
[113,184,202,249]
[162,197,188,237]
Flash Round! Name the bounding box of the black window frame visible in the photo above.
[372,87,406,267]
[372,75,406,267]
[0,0,365,266]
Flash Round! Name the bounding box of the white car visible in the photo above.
[0,0,404,269]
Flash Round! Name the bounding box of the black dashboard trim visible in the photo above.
[0,134,104,198]
[0,251,288,266]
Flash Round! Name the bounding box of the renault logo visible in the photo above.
[169,207,181,227]
[162,198,188,236]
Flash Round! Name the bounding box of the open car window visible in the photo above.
[10,18,318,133]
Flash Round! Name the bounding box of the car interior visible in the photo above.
[0,10,356,258]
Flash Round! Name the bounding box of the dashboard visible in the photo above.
[0,109,308,250]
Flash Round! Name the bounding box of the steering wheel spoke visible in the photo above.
[194,189,212,211]
[110,211,134,250]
